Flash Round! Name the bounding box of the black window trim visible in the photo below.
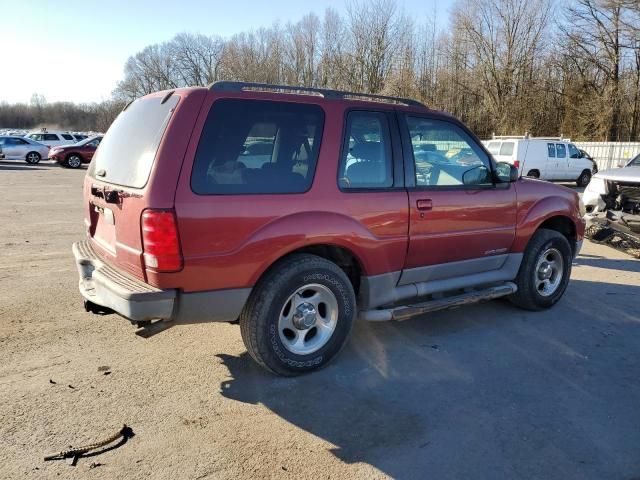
[190,97,326,196]
[336,108,405,193]
[398,112,504,191]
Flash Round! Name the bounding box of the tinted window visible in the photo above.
[556,144,566,158]
[89,95,179,188]
[568,143,581,158]
[62,134,74,140]
[487,142,500,155]
[44,134,59,141]
[499,142,514,156]
[338,111,393,189]
[406,117,492,187]
[547,143,556,157]
[191,99,324,195]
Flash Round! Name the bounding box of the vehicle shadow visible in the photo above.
[575,255,640,272]
[217,277,640,479]
[0,160,60,171]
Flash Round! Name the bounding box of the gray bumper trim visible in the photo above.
[72,241,251,323]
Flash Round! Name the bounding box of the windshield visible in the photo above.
[74,136,101,147]
[627,154,640,167]
[88,95,179,188]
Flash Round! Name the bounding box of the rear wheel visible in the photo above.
[25,152,41,164]
[577,169,591,187]
[526,169,540,179]
[66,154,82,169]
[240,254,356,376]
[509,228,572,311]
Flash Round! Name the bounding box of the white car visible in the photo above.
[0,136,50,163]
[25,130,77,147]
[583,154,640,214]
[486,137,595,186]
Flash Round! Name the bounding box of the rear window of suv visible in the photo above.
[88,94,179,188]
[191,99,324,195]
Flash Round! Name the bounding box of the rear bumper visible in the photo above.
[72,241,251,324]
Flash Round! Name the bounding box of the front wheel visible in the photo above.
[240,254,356,376]
[66,154,83,169]
[509,229,572,311]
[577,170,591,187]
[25,152,41,164]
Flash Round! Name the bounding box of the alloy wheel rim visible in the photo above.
[534,247,564,297]
[277,283,339,355]
[27,153,38,163]
[69,156,81,167]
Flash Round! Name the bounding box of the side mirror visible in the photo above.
[495,161,519,183]
[462,165,491,186]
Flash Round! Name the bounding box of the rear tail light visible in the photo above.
[141,209,183,272]
[513,160,520,169]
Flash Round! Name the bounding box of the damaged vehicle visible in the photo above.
[583,153,640,239]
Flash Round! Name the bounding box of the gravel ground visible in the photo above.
[1,160,639,480]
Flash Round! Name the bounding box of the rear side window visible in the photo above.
[88,94,179,188]
[62,134,74,140]
[338,111,393,189]
[44,134,59,141]
[499,142,514,156]
[556,144,566,158]
[547,143,556,157]
[487,142,500,155]
[191,99,324,195]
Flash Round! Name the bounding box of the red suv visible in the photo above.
[73,82,585,375]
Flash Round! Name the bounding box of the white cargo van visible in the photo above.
[485,137,595,187]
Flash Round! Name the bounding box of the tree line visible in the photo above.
[0,94,125,133]
[114,0,640,141]
[1,0,639,140]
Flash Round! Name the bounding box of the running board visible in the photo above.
[359,282,517,322]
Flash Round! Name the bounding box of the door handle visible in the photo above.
[416,199,433,211]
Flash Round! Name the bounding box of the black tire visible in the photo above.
[577,169,591,187]
[509,228,572,311]
[65,154,83,169]
[240,254,356,376]
[25,152,41,164]
[526,170,540,179]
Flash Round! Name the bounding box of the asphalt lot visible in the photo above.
[1,160,639,479]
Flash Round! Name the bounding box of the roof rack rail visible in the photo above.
[209,81,426,108]
[491,133,571,141]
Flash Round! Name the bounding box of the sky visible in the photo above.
[0,0,454,104]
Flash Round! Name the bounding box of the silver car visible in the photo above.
[0,136,50,164]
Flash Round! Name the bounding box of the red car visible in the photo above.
[72,82,585,375]
[49,136,102,168]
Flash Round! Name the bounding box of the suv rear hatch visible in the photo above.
[84,89,205,282]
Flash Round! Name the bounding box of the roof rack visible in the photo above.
[209,81,427,108]
[491,133,571,141]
